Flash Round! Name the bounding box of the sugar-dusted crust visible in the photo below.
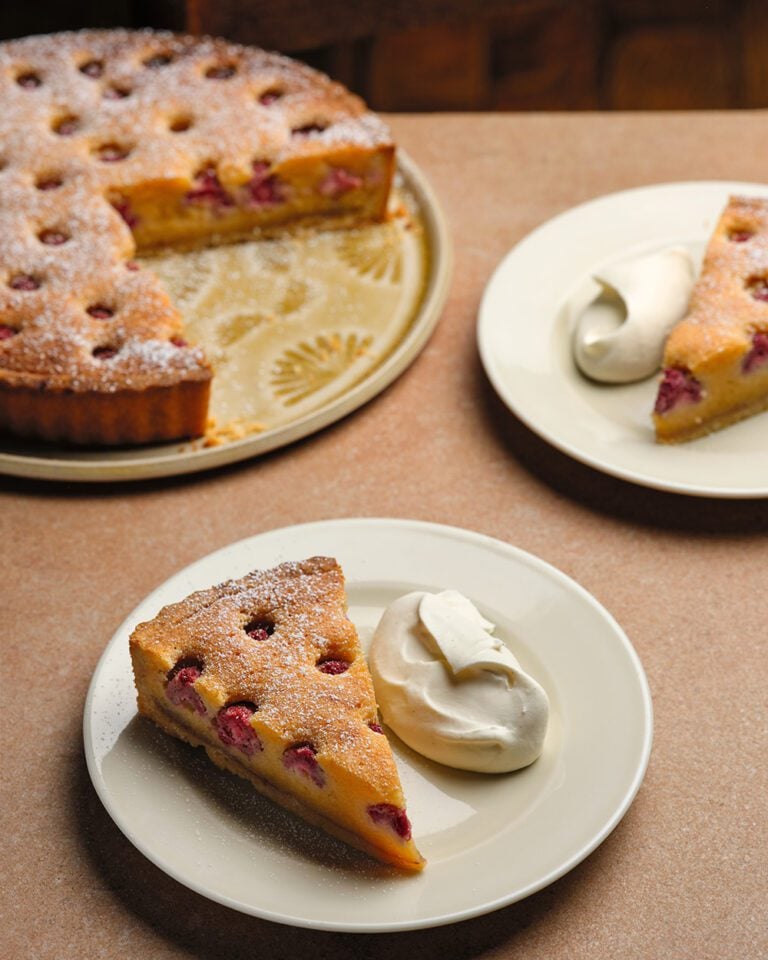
[0,30,395,445]
[130,556,425,871]
[654,196,768,443]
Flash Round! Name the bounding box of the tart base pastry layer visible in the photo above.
[129,556,425,872]
[653,196,768,443]
[0,30,394,446]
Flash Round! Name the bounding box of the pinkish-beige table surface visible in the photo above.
[2,112,767,960]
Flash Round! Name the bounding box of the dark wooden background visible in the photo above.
[2,0,766,110]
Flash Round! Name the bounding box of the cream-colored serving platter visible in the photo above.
[0,153,451,482]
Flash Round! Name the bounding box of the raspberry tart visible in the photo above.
[653,196,768,443]
[0,30,394,445]
[129,556,425,872]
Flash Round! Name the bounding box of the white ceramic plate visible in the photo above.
[478,181,768,498]
[0,153,451,483]
[84,518,652,932]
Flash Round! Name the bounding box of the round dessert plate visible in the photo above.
[0,153,451,482]
[478,180,768,498]
[84,518,653,933]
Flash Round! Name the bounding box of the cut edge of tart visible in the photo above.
[129,556,425,872]
[653,195,768,444]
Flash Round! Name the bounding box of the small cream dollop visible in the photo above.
[368,590,549,773]
[573,246,695,383]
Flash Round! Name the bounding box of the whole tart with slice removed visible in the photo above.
[129,556,425,872]
[653,195,768,443]
[0,30,394,445]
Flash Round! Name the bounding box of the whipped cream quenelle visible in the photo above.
[573,246,695,383]
[368,590,549,773]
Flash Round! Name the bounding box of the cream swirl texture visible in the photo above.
[573,246,695,383]
[369,590,549,773]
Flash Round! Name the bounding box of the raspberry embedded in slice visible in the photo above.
[245,619,274,641]
[53,116,79,136]
[170,336,188,348]
[654,367,703,414]
[292,123,328,137]
[368,721,384,734]
[0,324,18,340]
[144,53,173,69]
[259,88,282,105]
[17,72,41,89]
[104,86,130,100]
[87,304,114,319]
[166,658,207,714]
[749,279,768,303]
[367,803,412,840]
[247,162,284,206]
[186,167,234,210]
[79,59,104,78]
[39,230,69,246]
[97,143,130,163]
[111,198,139,229]
[729,229,754,243]
[319,168,363,199]
[125,260,140,271]
[36,177,63,191]
[205,64,236,79]
[9,274,40,291]
[317,659,350,675]
[215,703,262,755]
[92,346,118,361]
[743,332,768,373]
[283,742,325,787]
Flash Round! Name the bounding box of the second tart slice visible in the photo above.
[129,556,424,871]
[653,195,768,442]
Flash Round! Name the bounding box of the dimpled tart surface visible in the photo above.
[0,30,394,445]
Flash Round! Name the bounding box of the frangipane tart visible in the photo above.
[0,30,394,445]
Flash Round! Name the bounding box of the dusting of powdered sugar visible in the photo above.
[0,30,392,391]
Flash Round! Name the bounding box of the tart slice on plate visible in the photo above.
[129,555,424,871]
[653,195,768,443]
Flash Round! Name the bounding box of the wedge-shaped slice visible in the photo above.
[653,195,768,443]
[130,556,424,871]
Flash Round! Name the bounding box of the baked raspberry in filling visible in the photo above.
[247,162,284,206]
[166,658,206,714]
[319,168,363,198]
[316,658,350,674]
[185,167,234,210]
[245,619,274,641]
[214,703,262,755]
[743,332,768,373]
[111,198,139,228]
[283,742,325,787]
[655,367,703,414]
[367,803,412,840]
[9,274,40,290]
